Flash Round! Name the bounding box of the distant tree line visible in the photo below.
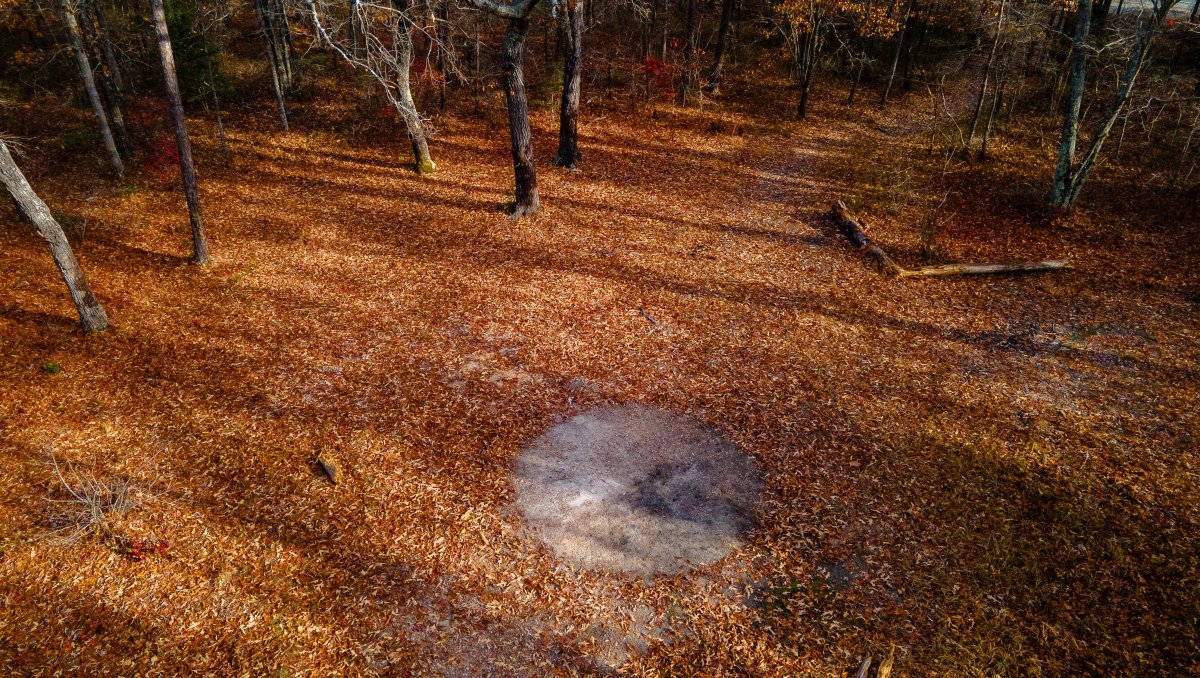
[0,0,1197,329]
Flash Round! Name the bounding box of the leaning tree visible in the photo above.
[0,139,109,332]
[1049,0,1181,208]
[151,0,211,264]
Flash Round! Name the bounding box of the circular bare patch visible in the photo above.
[512,405,760,576]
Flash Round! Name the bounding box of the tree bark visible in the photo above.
[502,15,540,217]
[80,5,130,157]
[829,202,1071,277]
[62,1,122,178]
[203,47,231,162]
[87,0,130,151]
[151,0,211,264]
[828,201,904,274]
[255,0,290,130]
[880,0,913,106]
[979,60,1006,159]
[395,27,437,174]
[1049,0,1090,207]
[846,0,874,106]
[706,0,735,92]
[796,20,820,119]
[899,260,1073,276]
[967,0,1006,153]
[1059,23,1154,207]
[0,141,109,331]
[554,0,583,169]
[680,0,699,104]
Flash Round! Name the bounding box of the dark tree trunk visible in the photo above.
[846,0,874,106]
[151,0,210,264]
[1058,16,1159,207]
[1050,0,1091,207]
[706,0,735,92]
[502,16,540,217]
[796,22,820,119]
[80,4,129,156]
[255,0,290,129]
[62,1,122,178]
[90,0,125,94]
[554,0,584,168]
[680,0,698,104]
[880,0,914,106]
[967,0,1006,153]
[661,0,669,61]
[0,141,109,331]
[270,0,296,86]
[979,57,1006,159]
[1093,0,1113,31]
[436,0,451,111]
[203,47,231,162]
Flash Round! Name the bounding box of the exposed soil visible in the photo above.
[513,404,761,576]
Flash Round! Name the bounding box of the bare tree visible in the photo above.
[1050,0,1180,208]
[151,0,211,264]
[303,0,437,173]
[706,0,735,92]
[461,0,543,216]
[255,0,291,130]
[680,0,699,103]
[880,0,914,107]
[0,139,109,331]
[61,0,123,178]
[966,0,1007,154]
[554,0,584,169]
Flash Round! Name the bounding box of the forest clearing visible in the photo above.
[1,0,1198,674]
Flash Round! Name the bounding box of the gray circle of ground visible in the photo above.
[512,405,761,576]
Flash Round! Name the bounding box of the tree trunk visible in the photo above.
[80,5,130,157]
[203,47,231,162]
[979,60,1006,159]
[0,141,109,331]
[502,16,540,217]
[829,202,1071,277]
[270,0,296,87]
[967,0,1006,153]
[62,1,122,178]
[395,29,437,174]
[680,0,698,104]
[436,0,450,111]
[846,0,873,106]
[255,0,290,130]
[554,0,583,168]
[796,23,820,119]
[661,0,669,62]
[1060,21,1156,207]
[880,0,913,106]
[1049,0,1090,207]
[151,0,210,265]
[88,0,130,147]
[706,0,735,92]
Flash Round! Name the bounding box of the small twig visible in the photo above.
[637,307,671,335]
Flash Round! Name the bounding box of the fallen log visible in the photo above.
[827,201,1072,277]
[829,201,904,275]
[898,260,1072,277]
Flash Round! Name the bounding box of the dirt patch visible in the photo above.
[512,405,761,576]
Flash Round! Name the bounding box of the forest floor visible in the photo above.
[1,66,1198,676]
